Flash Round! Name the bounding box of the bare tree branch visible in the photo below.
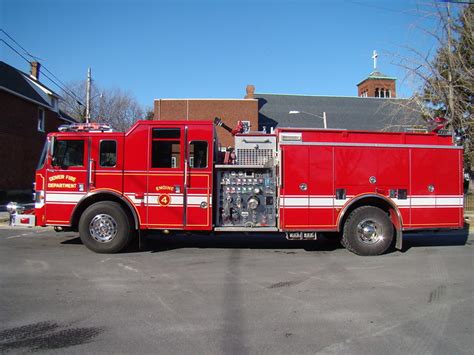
[59,81,144,131]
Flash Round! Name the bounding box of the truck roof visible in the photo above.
[276,127,456,147]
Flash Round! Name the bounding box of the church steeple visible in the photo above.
[357,50,397,98]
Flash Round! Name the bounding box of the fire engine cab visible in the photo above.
[31,119,464,255]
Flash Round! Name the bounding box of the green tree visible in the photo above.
[396,3,473,171]
[423,5,473,133]
[424,5,473,170]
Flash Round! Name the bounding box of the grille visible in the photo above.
[236,149,273,166]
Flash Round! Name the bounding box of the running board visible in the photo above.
[214,227,279,232]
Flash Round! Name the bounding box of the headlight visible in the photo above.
[35,191,44,203]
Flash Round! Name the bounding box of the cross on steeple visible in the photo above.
[372,50,378,70]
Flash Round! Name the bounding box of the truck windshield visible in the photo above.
[37,140,49,170]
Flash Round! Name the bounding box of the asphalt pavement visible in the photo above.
[0,226,473,354]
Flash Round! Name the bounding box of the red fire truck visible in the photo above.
[27,119,464,255]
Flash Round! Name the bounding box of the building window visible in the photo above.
[51,97,58,111]
[380,89,385,98]
[151,128,181,168]
[100,140,117,167]
[38,108,45,132]
[386,89,391,98]
[375,88,379,98]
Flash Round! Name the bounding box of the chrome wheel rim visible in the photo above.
[89,214,117,243]
[357,219,383,245]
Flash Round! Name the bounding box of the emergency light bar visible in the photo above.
[58,123,113,132]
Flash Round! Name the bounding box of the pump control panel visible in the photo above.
[216,168,276,228]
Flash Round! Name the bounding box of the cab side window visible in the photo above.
[100,140,117,167]
[53,140,84,167]
[151,128,181,168]
[189,141,208,168]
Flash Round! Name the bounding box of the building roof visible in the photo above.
[0,61,61,109]
[357,70,397,86]
[256,93,423,132]
[58,109,77,123]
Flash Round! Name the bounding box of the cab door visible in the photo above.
[147,126,185,228]
[184,125,213,230]
[45,137,89,225]
[90,135,123,192]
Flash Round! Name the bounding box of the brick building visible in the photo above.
[257,55,420,132]
[0,61,74,199]
[153,85,258,148]
[153,54,419,146]
[357,51,397,98]
[357,70,397,98]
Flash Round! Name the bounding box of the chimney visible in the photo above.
[30,61,41,80]
[245,84,255,99]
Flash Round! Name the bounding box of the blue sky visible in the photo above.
[1,0,446,109]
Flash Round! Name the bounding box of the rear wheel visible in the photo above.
[79,201,135,253]
[341,206,393,256]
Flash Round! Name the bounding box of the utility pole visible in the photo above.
[86,67,91,123]
[446,3,455,127]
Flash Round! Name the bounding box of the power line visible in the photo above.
[0,40,80,112]
[0,39,30,63]
[346,0,421,17]
[1,39,83,106]
[0,29,42,61]
[0,29,84,106]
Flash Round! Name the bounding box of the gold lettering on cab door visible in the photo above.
[47,175,78,189]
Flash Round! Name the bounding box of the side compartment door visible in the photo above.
[280,145,309,229]
[45,137,88,225]
[147,127,185,229]
[434,149,463,226]
[184,126,213,230]
[410,149,439,227]
[411,148,463,228]
[308,146,335,229]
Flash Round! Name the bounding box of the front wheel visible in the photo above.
[341,206,394,256]
[79,201,135,253]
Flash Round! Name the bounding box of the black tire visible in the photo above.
[341,206,394,256]
[79,201,135,253]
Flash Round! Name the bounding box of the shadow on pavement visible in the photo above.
[143,232,343,254]
[61,237,83,245]
[61,232,343,253]
[401,223,470,253]
[59,225,471,255]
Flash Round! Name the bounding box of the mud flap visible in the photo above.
[389,209,403,250]
[138,229,143,250]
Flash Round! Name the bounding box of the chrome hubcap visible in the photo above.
[357,219,383,245]
[89,214,117,243]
